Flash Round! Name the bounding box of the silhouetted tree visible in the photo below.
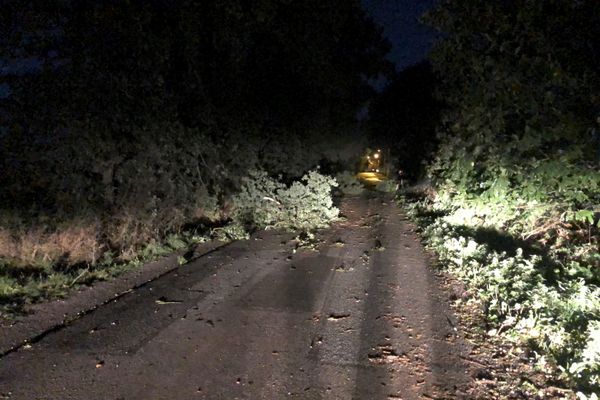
[0,0,392,212]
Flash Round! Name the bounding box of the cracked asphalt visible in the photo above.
[0,195,473,399]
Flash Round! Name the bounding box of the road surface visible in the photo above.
[0,195,473,399]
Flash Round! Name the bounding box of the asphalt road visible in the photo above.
[0,195,472,399]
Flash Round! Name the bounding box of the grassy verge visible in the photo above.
[0,169,340,319]
[0,227,211,319]
[400,192,599,398]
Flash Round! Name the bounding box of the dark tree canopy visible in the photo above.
[1,0,391,132]
[425,0,600,161]
[422,2,600,391]
[423,0,600,204]
[0,0,391,213]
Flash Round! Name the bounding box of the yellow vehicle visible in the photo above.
[357,148,389,186]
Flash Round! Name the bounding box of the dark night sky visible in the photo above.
[362,0,439,70]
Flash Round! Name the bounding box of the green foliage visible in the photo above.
[0,0,389,316]
[419,1,600,394]
[404,198,600,393]
[231,169,339,233]
[0,226,219,316]
[212,223,250,242]
[0,0,389,292]
[335,171,365,195]
[375,179,398,193]
[423,0,600,237]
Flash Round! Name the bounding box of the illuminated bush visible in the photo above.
[403,198,600,394]
[417,3,600,392]
[231,169,339,233]
[335,171,364,195]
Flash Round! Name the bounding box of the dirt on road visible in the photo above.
[0,195,479,399]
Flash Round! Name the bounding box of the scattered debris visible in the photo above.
[472,368,493,380]
[327,313,350,321]
[378,314,406,328]
[196,318,215,327]
[309,336,323,348]
[155,296,183,305]
[361,250,370,263]
[368,345,408,365]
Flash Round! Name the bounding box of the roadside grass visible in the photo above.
[400,193,600,397]
[0,169,341,319]
[0,225,211,319]
[0,203,223,318]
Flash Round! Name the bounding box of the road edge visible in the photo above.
[0,240,229,357]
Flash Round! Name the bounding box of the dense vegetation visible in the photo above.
[3,0,599,395]
[0,0,390,310]
[401,1,600,395]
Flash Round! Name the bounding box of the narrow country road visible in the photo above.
[0,196,474,399]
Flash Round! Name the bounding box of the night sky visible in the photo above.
[363,0,439,70]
